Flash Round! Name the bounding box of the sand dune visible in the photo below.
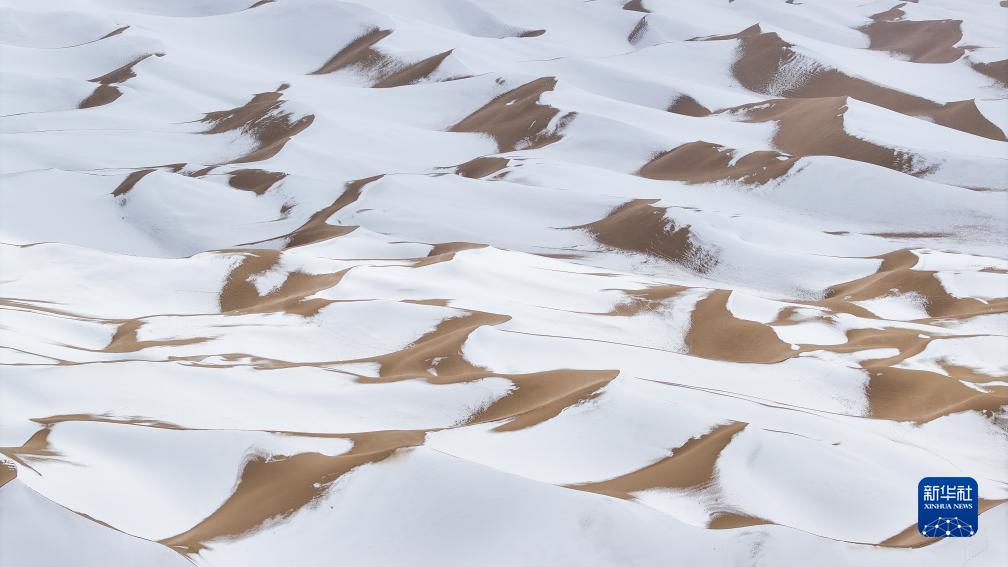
[861,4,965,64]
[1,0,1006,565]
[450,77,572,152]
[700,24,1006,141]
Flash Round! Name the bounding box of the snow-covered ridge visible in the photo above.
[1,1,1006,566]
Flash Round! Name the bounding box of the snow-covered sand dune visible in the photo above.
[1,1,1006,565]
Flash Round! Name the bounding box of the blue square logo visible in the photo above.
[918,477,978,537]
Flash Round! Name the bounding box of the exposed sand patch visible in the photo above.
[311,28,450,88]
[450,77,573,152]
[724,97,932,174]
[228,169,286,195]
[0,460,15,487]
[686,290,794,364]
[569,422,748,498]
[861,5,964,64]
[454,156,509,179]
[104,319,207,353]
[622,0,649,13]
[607,284,689,316]
[311,28,394,75]
[373,49,453,88]
[285,175,382,248]
[0,428,59,472]
[202,86,315,164]
[571,199,718,273]
[336,309,620,431]
[413,242,487,267]
[698,25,1005,141]
[707,512,773,529]
[79,84,122,109]
[111,163,185,196]
[161,430,428,554]
[78,53,162,109]
[973,59,1008,86]
[826,250,1006,320]
[640,141,797,185]
[217,249,347,316]
[667,95,711,117]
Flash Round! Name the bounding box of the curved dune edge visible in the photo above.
[449,76,575,152]
[79,53,162,109]
[217,249,348,316]
[860,4,965,64]
[640,141,796,185]
[310,27,452,88]
[667,94,711,117]
[609,249,1006,423]
[569,422,749,498]
[343,309,620,431]
[0,459,15,488]
[283,175,382,248]
[228,169,287,195]
[201,84,315,164]
[722,97,934,176]
[570,199,718,273]
[695,24,1006,141]
[160,430,428,555]
[686,290,794,364]
[454,156,509,179]
[310,27,393,75]
[4,1,1006,562]
[623,0,649,13]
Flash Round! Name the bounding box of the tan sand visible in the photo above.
[450,77,571,152]
[227,169,286,195]
[161,430,428,554]
[311,28,394,75]
[698,25,1005,141]
[623,0,649,13]
[0,460,15,487]
[861,4,964,64]
[607,284,689,316]
[79,84,122,109]
[373,49,453,88]
[667,95,711,117]
[973,59,1008,86]
[413,241,487,267]
[454,156,509,179]
[104,319,207,353]
[217,248,348,316]
[111,163,185,196]
[686,290,794,364]
[639,141,797,185]
[571,199,718,273]
[285,175,383,248]
[202,87,315,164]
[569,422,748,498]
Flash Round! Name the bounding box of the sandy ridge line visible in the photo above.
[201,84,314,164]
[592,247,1007,422]
[310,27,452,88]
[570,199,718,273]
[450,76,575,152]
[695,24,1005,141]
[859,3,965,64]
[79,52,163,109]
